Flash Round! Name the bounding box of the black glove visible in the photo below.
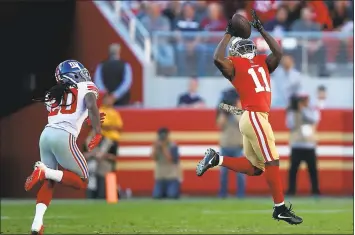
[225,20,237,36]
[250,9,263,32]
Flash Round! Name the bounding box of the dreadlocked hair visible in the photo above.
[33,82,77,108]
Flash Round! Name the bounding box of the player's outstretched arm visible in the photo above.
[213,21,236,80]
[85,93,101,135]
[250,10,282,73]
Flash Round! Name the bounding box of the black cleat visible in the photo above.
[273,203,303,225]
[196,148,220,176]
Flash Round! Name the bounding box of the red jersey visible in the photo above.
[228,55,271,112]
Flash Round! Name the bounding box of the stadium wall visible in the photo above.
[0,106,352,198]
[116,109,353,196]
[144,76,354,108]
[72,1,143,103]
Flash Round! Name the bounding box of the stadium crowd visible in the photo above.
[118,0,353,77]
[128,0,353,32]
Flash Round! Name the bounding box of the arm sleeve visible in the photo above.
[93,64,106,92]
[112,63,133,99]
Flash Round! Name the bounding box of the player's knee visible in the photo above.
[265,159,279,166]
[253,167,263,176]
[79,178,88,190]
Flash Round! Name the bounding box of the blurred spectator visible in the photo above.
[175,2,202,76]
[282,1,305,27]
[177,77,205,108]
[99,93,124,146]
[348,0,354,21]
[286,93,321,196]
[127,1,146,18]
[162,1,182,29]
[94,43,132,106]
[272,54,302,107]
[84,93,123,199]
[222,0,247,20]
[246,0,279,23]
[307,1,333,30]
[200,3,227,31]
[235,9,248,19]
[198,3,227,76]
[141,3,170,32]
[290,7,329,77]
[264,5,289,34]
[194,1,208,22]
[290,7,320,31]
[316,85,327,110]
[151,127,181,199]
[217,89,245,198]
[330,0,352,31]
[141,2,175,74]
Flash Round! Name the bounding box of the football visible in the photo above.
[231,13,251,39]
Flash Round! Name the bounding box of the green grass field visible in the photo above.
[1,198,353,234]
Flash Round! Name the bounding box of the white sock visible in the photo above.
[275,201,285,207]
[218,155,224,166]
[45,168,63,182]
[31,203,47,231]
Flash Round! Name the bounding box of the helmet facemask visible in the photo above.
[229,38,257,60]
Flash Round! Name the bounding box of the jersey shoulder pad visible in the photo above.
[78,81,99,98]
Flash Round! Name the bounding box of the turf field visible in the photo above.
[1,198,353,234]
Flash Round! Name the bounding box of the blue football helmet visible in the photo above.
[55,60,91,84]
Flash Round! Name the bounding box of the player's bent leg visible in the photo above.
[220,136,265,176]
[31,180,55,234]
[25,129,59,192]
[265,160,303,225]
[27,162,88,190]
[196,148,263,176]
[245,112,303,225]
[60,170,88,190]
[196,148,219,176]
[220,156,262,176]
[25,162,46,191]
[28,131,60,235]
[45,130,89,190]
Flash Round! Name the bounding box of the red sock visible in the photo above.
[36,180,55,206]
[221,157,256,176]
[264,165,285,205]
[60,170,88,190]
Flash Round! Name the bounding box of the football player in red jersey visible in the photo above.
[196,10,303,225]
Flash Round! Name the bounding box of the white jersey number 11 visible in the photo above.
[248,67,271,93]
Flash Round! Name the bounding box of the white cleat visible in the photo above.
[31,220,44,235]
